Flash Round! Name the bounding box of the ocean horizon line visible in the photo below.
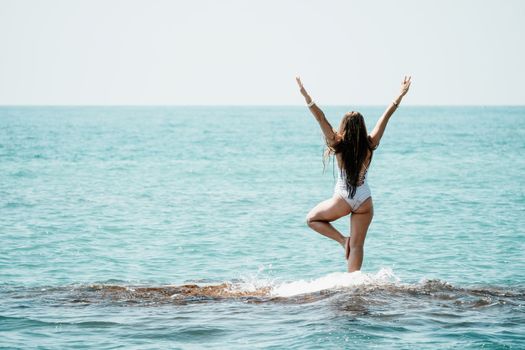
[0,104,524,108]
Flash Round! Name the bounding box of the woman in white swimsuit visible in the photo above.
[297,75,412,272]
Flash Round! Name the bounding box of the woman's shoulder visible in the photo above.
[367,135,379,150]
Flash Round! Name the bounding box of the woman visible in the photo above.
[297,75,412,272]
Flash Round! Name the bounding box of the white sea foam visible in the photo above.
[220,267,402,297]
[270,267,400,297]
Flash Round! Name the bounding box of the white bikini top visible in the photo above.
[337,160,370,186]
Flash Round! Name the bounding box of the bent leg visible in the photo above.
[306,195,352,246]
[348,197,374,272]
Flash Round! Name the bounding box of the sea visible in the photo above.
[1,106,524,349]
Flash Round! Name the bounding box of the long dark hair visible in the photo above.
[323,111,375,198]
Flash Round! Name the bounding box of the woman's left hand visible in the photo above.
[296,76,308,97]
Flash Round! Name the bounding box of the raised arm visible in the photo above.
[296,76,340,147]
[369,75,412,148]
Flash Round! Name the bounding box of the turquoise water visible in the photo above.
[1,106,524,348]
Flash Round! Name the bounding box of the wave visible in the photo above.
[0,315,121,330]
[269,268,399,297]
[2,268,524,308]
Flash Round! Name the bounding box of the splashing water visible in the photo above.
[269,268,400,297]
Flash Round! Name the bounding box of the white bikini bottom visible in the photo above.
[334,179,371,211]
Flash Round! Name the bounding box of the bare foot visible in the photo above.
[342,236,351,260]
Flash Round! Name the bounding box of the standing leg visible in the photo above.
[306,195,352,247]
[348,197,374,272]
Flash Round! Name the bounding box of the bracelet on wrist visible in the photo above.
[307,100,315,108]
[392,100,399,107]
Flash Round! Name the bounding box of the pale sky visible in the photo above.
[0,0,524,105]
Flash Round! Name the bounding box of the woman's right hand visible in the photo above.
[399,75,412,97]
